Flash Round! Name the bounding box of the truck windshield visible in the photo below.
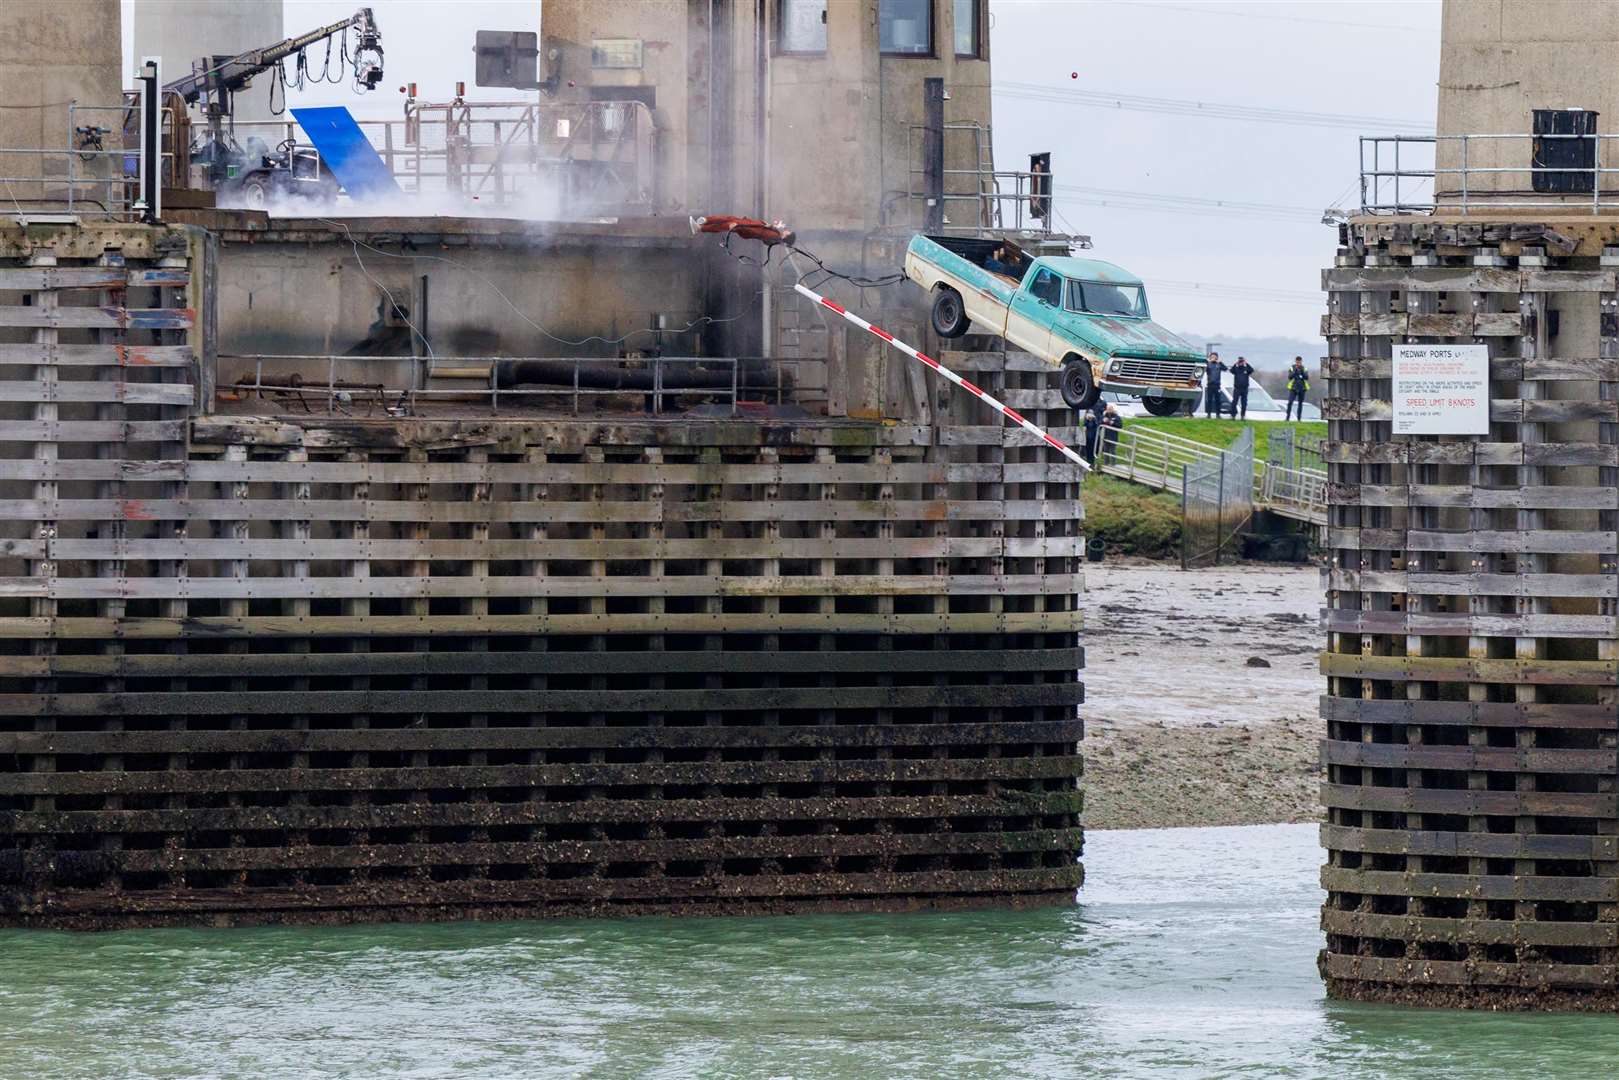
[1067,280,1149,318]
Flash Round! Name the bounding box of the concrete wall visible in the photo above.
[0,0,122,201]
[540,0,993,417]
[133,0,285,125]
[1438,0,1619,197]
[542,0,990,231]
[214,228,711,391]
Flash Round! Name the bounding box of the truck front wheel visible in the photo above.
[1060,358,1099,410]
[1142,396,1183,417]
[930,288,970,338]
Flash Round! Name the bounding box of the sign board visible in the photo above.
[1392,344,1490,435]
[474,31,541,90]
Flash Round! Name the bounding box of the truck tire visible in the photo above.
[1060,357,1099,410]
[1142,396,1182,417]
[930,287,970,338]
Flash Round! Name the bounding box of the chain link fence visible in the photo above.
[1267,427,1324,472]
[1181,426,1254,569]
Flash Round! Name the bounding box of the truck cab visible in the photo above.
[903,234,1206,413]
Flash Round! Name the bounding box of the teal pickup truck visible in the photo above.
[903,234,1205,413]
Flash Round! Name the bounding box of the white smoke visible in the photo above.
[214,173,582,221]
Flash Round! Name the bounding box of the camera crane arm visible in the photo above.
[164,7,384,109]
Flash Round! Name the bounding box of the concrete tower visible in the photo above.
[133,0,286,124]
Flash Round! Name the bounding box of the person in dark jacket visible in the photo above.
[1229,356,1254,419]
[1101,404,1124,464]
[1082,406,1100,465]
[1284,357,1310,421]
[1202,352,1228,418]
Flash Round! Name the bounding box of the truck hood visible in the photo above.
[1053,312,1203,362]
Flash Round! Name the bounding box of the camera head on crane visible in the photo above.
[351,7,385,92]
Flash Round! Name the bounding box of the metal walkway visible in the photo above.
[1096,424,1328,526]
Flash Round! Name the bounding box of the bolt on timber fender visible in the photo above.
[791,282,1091,471]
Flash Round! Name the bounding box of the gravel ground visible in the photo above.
[1080,561,1323,830]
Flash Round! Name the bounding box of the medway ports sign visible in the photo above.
[1392,344,1490,436]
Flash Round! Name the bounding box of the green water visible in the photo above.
[3,824,1615,1079]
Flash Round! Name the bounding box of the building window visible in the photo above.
[779,0,827,53]
[879,0,933,56]
[953,0,980,58]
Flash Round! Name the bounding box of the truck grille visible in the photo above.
[1114,358,1200,383]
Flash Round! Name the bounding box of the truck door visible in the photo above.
[1005,266,1060,358]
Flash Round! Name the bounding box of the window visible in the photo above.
[780,0,827,53]
[953,0,980,58]
[1028,268,1062,306]
[879,0,933,56]
[1066,280,1150,318]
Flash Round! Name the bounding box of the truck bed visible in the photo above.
[926,234,1030,284]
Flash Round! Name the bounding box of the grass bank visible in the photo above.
[1130,418,1327,461]
[1082,474,1182,559]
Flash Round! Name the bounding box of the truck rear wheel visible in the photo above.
[930,288,970,338]
[1060,358,1098,410]
[1142,396,1182,417]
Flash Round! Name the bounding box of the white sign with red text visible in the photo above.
[1392,344,1489,435]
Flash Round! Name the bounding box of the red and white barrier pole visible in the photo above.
[791,281,1091,471]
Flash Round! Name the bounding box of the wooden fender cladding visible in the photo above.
[1320,222,1619,1011]
[0,233,1084,927]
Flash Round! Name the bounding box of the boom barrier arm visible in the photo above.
[790,282,1090,471]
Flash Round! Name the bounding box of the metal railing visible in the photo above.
[226,98,656,212]
[1097,423,1327,527]
[0,103,171,221]
[1358,132,1619,215]
[1260,461,1327,523]
[904,122,1062,236]
[218,353,821,417]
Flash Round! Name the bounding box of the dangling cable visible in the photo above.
[268,59,287,116]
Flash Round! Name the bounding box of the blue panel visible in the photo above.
[291,106,401,200]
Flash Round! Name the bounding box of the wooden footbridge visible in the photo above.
[1097,424,1328,526]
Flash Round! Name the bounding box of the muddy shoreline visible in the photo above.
[1082,562,1322,830]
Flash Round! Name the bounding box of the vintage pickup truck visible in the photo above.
[903,234,1205,413]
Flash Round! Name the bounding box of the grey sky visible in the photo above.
[125,0,1443,342]
[988,0,1441,340]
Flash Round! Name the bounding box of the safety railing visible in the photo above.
[1095,423,1223,495]
[227,98,656,213]
[0,103,170,221]
[903,122,1064,236]
[1358,132,1619,215]
[1098,423,1327,527]
[1260,461,1327,524]
[216,353,821,418]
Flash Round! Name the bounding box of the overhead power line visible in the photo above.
[1151,279,1322,307]
[1101,1,1439,33]
[994,81,1432,134]
[1054,183,1325,223]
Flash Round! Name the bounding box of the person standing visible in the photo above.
[1082,405,1100,465]
[1229,356,1254,420]
[1101,404,1123,464]
[1284,357,1310,421]
[1202,352,1228,418]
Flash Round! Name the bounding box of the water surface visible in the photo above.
[4,824,1615,1078]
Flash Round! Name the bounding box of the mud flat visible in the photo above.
[1082,563,1322,830]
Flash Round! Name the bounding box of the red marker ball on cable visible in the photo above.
[1070,72,1078,79]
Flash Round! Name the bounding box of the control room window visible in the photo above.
[953,0,980,58]
[879,0,933,56]
[779,0,827,53]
